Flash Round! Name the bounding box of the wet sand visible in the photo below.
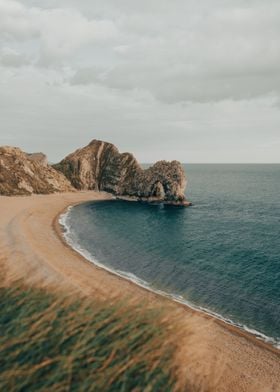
[0,192,279,391]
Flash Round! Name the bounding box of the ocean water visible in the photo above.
[61,164,280,346]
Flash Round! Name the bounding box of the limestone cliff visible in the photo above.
[0,146,74,196]
[54,140,189,205]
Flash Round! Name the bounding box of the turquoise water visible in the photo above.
[62,164,280,346]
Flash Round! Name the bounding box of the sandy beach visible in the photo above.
[0,191,279,391]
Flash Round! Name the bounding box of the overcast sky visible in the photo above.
[0,0,280,163]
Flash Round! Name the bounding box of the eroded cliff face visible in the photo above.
[54,140,188,204]
[0,146,74,196]
[0,140,189,203]
[126,160,187,203]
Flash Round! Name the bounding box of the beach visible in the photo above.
[0,191,279,391]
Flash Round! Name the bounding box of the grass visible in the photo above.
[0,283,180,391]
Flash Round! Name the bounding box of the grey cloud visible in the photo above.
[0,0,118,66]
[71,63,280,104]
[66,0,280,103]
[3,0,280,102]
[0,47,30,67]
[1,0,280,163]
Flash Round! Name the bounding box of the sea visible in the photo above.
[60,164,280,348]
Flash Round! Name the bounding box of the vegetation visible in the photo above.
[0,283,179,391]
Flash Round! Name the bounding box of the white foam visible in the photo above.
[58,206,73,237]
[59,207,280,350]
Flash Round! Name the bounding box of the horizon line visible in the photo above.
[140,162,280,165]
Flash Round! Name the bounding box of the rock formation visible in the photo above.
[27,152,48,166]
[0,146,74,196]
[0,140,190,205]
[54,140,190,205]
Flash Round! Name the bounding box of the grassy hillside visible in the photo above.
[0,283,180,391]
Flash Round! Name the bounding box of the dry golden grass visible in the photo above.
[0,281,184,392]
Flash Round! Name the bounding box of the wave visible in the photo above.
[59,207,280,350]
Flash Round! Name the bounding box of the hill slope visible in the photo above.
[0,146,74,196]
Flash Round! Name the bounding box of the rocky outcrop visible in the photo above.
[27,152,48,166]
[54,140,190,205]
[0,146,74,196]
[0,140,190,204]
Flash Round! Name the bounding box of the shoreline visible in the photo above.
[1,192,280,391]
[55,201,280,356]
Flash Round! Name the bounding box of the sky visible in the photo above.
[0,0,280,163]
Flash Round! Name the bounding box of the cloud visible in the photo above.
[71,62,280,104]
[0,0,280,162]
[68,1,280,103]
[0,47,30,67]
[0,0,118,65]
[2,0,280,101]
[1,63,279,163]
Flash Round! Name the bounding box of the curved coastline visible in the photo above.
[56,200,280,355]
[1,192,279,391]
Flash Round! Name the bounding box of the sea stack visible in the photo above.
[54,139,191,206]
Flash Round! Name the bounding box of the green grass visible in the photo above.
[0,283,179,391]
